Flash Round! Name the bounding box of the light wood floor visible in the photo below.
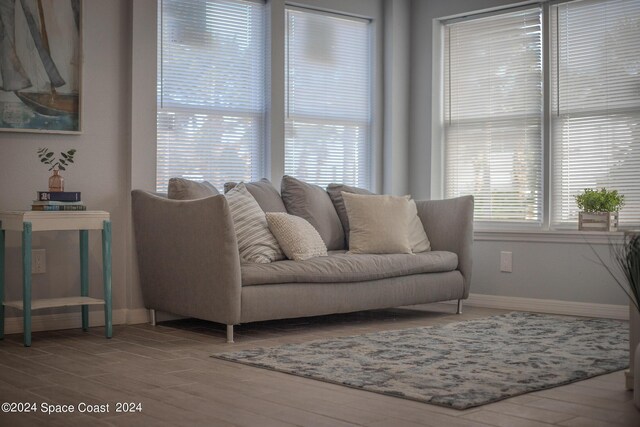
[0,304,638,427]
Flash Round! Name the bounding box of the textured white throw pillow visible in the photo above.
[226,183,285,263]
[266,212,328,261]
[408,199,431,253]
[342,192,412,254]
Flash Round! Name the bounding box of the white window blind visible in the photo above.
[285,8,372,189]
[444,8,543,225]
[157,0,265,192]
[551,0,640,227]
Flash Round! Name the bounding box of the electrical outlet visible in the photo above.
[32,249,46,274]
[500,251,512,273]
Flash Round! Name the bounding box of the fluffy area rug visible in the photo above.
[212,312,629,409]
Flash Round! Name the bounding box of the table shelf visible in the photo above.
[4,296,105,311]
[0,210,112,346]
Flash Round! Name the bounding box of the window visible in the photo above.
[285,8,372,189]
[156,0,265,191]
[442,0,640,228]
[444,8,543,225]
[551,0,640,227]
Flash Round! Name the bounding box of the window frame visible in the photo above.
[150,0,382,194]
[284,5,375,190]
[442,5,545,228]
[434,0,639,232]
[155,0,268,192]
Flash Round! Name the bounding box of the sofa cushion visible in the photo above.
[168,178,220,200]
[343,192,412,254]
[226,183,285,264]
[408,199,431,253]
[266,212,328,261]
[224,179,287,213]
[281,175,345,251]
[326,183,373,245]
[241,251,458,286]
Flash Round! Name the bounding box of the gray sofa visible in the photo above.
[131,190,474,342]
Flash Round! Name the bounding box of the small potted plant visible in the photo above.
[38,148,76,192]
[575,188,624,231]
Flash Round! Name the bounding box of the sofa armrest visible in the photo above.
[131,190,242,325]
[415,196,474,298]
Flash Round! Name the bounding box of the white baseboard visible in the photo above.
[4,295,628,335]
[462,293,629,320]
[126,308,152,325]
[3,308,151,335]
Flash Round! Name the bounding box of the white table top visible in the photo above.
[0,210,110,232]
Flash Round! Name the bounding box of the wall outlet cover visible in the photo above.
[500,251,512,273]
[32,249,46,274]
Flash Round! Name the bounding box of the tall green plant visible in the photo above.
[590,233,640,314]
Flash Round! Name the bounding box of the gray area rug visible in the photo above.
[212,312,628,409]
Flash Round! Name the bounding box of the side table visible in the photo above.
[0,210,112,346]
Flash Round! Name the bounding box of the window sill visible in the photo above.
[473,229,627,244]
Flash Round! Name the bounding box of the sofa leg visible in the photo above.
[456,299,462,314]
[150,309,156,326]
[226,325,234,343]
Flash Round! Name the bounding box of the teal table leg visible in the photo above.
[0,222,5,340]
[80,230,89,331]
[22,222,32,347]
[102,221,112,338]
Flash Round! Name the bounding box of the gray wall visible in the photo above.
[0,0,626,330]
[0,1,132,319]
[409,0,628,306]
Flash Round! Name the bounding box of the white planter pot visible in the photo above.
[578,211,618,231]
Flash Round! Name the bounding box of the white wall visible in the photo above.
[409,0,629,309]
[0,1,132,325]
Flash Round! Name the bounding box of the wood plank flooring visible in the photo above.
[0,304,638,426]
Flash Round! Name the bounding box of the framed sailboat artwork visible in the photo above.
[0,0,82,133]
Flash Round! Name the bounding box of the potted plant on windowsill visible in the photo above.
[575,188,625,231]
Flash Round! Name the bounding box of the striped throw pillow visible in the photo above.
[226,183,285,263]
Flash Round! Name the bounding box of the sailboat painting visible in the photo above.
[0,0,81,133]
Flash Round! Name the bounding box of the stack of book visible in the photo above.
[32,191,86,211]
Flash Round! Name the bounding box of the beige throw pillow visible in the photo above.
[266,213,328,261]
[408,199,431,253]
[226,183,285,264]
[342,192,411,254]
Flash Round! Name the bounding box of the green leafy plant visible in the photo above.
[575,188,625,213]
[37,148,76,171]
[590,233,640,314]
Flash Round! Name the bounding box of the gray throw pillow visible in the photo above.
[280,175,345,250]
[224,178,287,213]
[226,183,285,264]
[326,183,373,245]
[168,178,220,200]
